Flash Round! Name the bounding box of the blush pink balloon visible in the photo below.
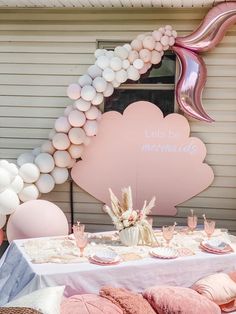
[67,84,81,100]
[175,2,236,52]
[6,200,69,242]
[172,46,214,123]
[0,229,3,246]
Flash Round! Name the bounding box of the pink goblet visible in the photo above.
[187,215,198,233]
[75,233,88,257]
[204,220,215,239]
[162,225,175,246]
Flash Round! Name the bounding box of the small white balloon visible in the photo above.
[122,59,130,70]
[83,120,98,137]
[78,74,92,87]
[165,25,173,31]
[68,127,86,145]
[0,168,11,192]
[32,147,41,156]
[91,93,104,106]
[5,163,18,179]
[36,174,55,194]
[41,140,56,155]
[130,39,143,51]
[128,50,139,64]
[10,175,24,193]
[123,44,132,51]
[151,51,162,65]
[52,133,70,151]
[112,80,120,88]
[53,151,72,168]
[103,83,114,97]
[169,36,175,46]
[92,77,107,93]
[133,59,144,70]
[105,50,114,59]
[127,66,140,81]
[18,183,39,202]
[114,46,129,60]
[87,64,102,79]
[165,29,172,37]
[96,55,110,70]
[152,30,162,41]
[51,167,69,184]
[0,189,20,215]
[142,36,156,50]
[0,214,6,229]
[110,57,122,72]
[160,35,169,46]
[19,163,40,184]
[68,110,86,127]
[94,48,106,58]
[81,85,96,102]
[139,49,152,63]
[68,144,84,159]
[54,116,71,133]
[155,42,163,52]
[74,98,91,111]
[85,106,100,120]
[67,83,81,100]
[172,30,178,38]
[102,68,115,82]
[115,69,128,83]
[34,153,55,173]
[17,152,35,167]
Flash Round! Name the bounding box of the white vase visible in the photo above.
[119,226,139,246]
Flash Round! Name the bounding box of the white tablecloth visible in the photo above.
[1,235,236,306]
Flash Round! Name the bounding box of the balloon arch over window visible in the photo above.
[0,2,236,229]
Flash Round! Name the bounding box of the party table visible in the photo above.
[0,230,236,306]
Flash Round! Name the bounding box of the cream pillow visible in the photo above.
[4,286,65,314]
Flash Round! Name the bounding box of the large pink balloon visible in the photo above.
[0,229,3,246]
[172,46,214,123]
[6,200,69,242]
[175,2,236,52]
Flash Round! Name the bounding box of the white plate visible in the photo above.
[202,239,228,251]
[150,247,178,259]
[92,249,120,263]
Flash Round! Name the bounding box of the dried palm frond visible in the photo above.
[121,186,133,212]
[143,196,156,216]
[109,188,122,216]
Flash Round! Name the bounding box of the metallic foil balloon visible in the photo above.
[172,46,214,123]
[175,2,236,52]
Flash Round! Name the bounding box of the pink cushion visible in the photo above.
[60,294,122,314]
[143,286,221,314]
[100,286,156,314]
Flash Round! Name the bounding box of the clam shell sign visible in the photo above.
[71,101,214,215]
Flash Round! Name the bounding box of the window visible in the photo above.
[98,41,177,116]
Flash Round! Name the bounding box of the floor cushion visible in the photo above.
[0,308,42,314]
[60,294,123,314]
[100,286,156,314]
[143,285,221,314]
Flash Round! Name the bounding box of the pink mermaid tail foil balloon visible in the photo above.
[175,2,236,52]
[172,46,214,123]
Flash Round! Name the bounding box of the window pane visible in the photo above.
[104,89,174,116]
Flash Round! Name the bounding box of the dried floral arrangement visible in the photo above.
[103,186,157,245]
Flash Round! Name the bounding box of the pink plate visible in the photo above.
[88,256,121,266]
[150,247,178,259]
[200,243,232,254]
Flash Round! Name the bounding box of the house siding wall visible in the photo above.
[0,8,236,233]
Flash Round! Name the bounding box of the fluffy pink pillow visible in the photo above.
[143,286,221,314]
[60,294,122,314]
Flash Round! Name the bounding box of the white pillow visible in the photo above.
[4,286,65,314]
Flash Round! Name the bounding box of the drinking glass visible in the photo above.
[162,225,175,246]
[73,223,85,236]
[187,215,198,233]
[204,220,216,239]
[75,233,88,257]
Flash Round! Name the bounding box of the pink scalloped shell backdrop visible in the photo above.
[71,101,214,215]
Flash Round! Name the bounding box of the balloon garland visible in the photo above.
[0,2,236,230]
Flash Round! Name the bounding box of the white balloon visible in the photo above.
[0,214,6,229]
[83,120,98,137]
[52,133,70,151]
[67,83,81,100]
[91,93,104,106]
[152,30,162,41]
[19,163,40,183]
[0,168,11,192]
[103,83,114,97]
[17,152,35,167]
[74,98,91,112]
[0,189,20,215]
[36,174,55,194]
[115,69,128,83]
[110,57,122,72]
[68,110,86,127]
[92,77,107,93]
[54,116,71,133]
[34,153,55,173]
[105,50,115,59]
[122,59,130,70]
[68,144,84,159]
[4,163,18,179]
[112,80,121,88]
[0,160,8,168]
[40,140,56,155]
[123,43,132,51]
[10,175,24,193]
[102,68,115,82]
[51,167,69,184]
[127,66,140,81]
[87,64,102,79]
[133,59,144,70]
[78,74,92,87]
[68,127,86,145]
[32,147,41,156]
[18,183,39,202]
[96,55,110,70]
[81,85,96,102]
[114,46,129,60]
[94,48,106,58]
[85,106,100,120]
[53,151,72,168]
